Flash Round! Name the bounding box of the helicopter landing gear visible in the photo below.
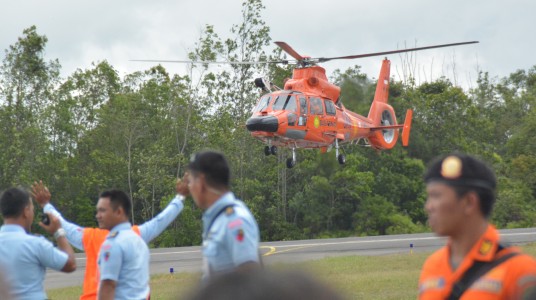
[335,139,345,165]
[286,157,296,168]
[264,145,277,156]
[286,148,297,168]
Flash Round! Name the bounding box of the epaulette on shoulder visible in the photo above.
[225,206,235,216]
[108,231,120,239]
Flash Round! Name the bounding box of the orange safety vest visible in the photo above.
[419,225,536,299]
[80,225,141,300]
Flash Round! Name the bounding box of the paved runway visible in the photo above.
[44,227,536,289]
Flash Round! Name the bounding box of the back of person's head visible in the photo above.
[0,188,30,218]
[424,153,496,217]
[187,269,344,300]
[99,189,131,218]
[187,150,230,189]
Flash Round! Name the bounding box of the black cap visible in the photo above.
[424,153,496,191]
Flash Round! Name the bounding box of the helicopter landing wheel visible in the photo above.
[286,157,296,168]
[264,146,271,156]
[270,145,278,155]
[338,154,346,165]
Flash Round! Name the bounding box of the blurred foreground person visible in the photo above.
[0,267,14,300]
[187,269,344,300]
[0,187,76,300]
[96,189,149,300]
[419,153,536,299]
[32,178,189,300]
[187,151,260,280]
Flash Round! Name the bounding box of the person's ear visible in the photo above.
[463,191,480,215]
[198,174,207,191]
[113,205,124,217]
[23,203,32,219]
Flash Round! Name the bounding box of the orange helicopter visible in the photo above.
[246,41,478,168]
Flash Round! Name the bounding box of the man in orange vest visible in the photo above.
[419,153,536,299]
[32,177,189,300]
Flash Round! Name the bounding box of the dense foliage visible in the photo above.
[1,0,535,246]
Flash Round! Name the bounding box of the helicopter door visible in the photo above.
[298,96,307,126]
[324,99,338,141]
[308,97,326,142]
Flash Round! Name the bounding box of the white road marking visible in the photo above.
[73,231,535,261]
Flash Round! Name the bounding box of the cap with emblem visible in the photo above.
[424,153,496,191]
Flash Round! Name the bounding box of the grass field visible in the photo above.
[46,243,536,300]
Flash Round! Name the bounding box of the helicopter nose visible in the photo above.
[246,116,278,132]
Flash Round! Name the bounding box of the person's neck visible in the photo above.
[204,189,229,210]
[450,220,488,266]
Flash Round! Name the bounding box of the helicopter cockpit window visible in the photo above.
[272,94,287,111]
[272,94,297,113]
[253,95,271,112]
[283,95,297,112]
[310,97,324,115]
[325,100,336,115]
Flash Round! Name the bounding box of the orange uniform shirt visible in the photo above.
[80,225,140,300]
[419,225,536,299]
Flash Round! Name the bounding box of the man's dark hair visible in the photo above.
[0,188,31,218]
[99,189,131,218]
[424,153,496,218]
[187,269,343,300]
[187,151,230,189]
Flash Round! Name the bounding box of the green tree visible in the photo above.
[0,26,60,188]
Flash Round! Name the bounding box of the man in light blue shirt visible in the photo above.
[0,187,76,300]
[187,151,261,280]
[33,179,186,252]
[96,189,149,300]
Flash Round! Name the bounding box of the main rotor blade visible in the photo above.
[274,41,305,61]
[130,59,287,65]
[317,41,479,62]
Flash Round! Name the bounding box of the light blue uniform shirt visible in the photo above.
[0,224,68,300]
[202,192,260,279]
[43,195,184,251]
[98,222,150,300]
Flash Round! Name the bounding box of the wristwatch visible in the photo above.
[54,228,67,240]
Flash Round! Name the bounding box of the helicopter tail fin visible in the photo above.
[372,58,391,104]
[367,58,392,126]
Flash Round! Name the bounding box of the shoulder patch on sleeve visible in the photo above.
[235,229,245,242]
[228,218,244,229]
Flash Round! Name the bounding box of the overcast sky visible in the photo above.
[2,0,534,90]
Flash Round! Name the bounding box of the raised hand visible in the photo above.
[31,180,51,208]
[176,172,190,197]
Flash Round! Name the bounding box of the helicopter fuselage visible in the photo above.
[246,89,380,150]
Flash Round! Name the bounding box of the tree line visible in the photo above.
[1,0,535,247]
